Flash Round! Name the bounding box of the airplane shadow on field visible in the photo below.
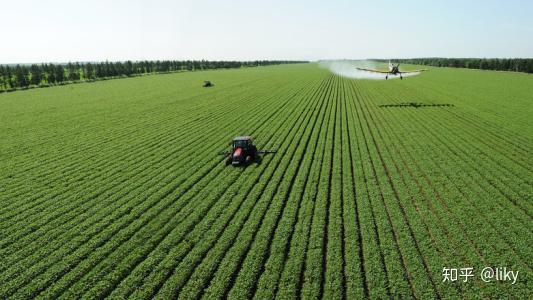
[378,102,454,108]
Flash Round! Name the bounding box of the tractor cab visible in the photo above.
[233,136,253,150]
[229,136,257,165]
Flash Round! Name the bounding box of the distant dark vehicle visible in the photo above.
[219,136,276,166]
[203,81,214,87]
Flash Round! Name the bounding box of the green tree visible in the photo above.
[124,61,133,76]
[67,62,80,81]
[55,64,65,83]
[14,65,29,88]
[47,64,56,83]
[30,64,42,85]
[84,63,95,79]
[0,65,6,90]
[6,66,13,88]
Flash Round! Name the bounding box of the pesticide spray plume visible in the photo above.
[319,60,421,80]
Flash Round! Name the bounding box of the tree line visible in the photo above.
[0,60,306,92]
[377,58,533,73]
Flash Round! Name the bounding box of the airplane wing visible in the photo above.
[399,69,428,73]
[355,67,390,73]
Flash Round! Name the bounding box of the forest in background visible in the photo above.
[0,60,306,92]
[376,58,533,73]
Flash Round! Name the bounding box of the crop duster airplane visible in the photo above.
[356,61,427,79]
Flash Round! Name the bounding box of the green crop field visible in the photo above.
[0,63,531,298]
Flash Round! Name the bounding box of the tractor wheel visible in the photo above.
[225,159,231,166]
[246,156,252,164]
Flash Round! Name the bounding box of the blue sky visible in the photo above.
[3,0,532,63]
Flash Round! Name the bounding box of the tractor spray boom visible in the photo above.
[257,150,277,154]
[219,136,276,166]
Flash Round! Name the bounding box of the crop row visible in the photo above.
[0,69,321,298]
[353,79,531,297]
[1,64,530,298]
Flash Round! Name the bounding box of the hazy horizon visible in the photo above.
[3,0,533,64]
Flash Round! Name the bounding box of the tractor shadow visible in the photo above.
[223,155,264,168]
[379,102,454,108]
[245,155,264,167]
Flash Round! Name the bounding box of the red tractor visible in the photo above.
[220,136,276,166]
